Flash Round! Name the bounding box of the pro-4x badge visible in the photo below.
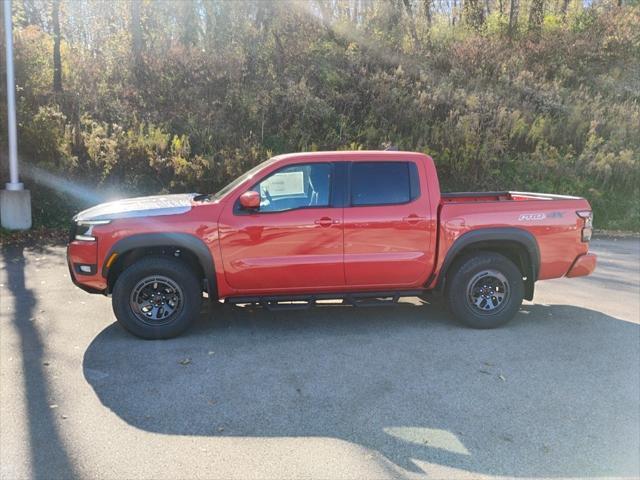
[518,213,546,221]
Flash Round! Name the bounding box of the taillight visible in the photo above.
[577,210,593,242]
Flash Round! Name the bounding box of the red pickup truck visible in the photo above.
[67,151,596,339]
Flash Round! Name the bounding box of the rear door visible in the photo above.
[344,160,433,287]
[218,162,345,292]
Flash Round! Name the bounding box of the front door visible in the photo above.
[218,162,344,292]
[344,160,434,287]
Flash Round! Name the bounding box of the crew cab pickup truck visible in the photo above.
[67,151,596,339]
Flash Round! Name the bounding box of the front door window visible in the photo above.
[256,164,332,212]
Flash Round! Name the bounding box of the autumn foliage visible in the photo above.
[1,0,638,230]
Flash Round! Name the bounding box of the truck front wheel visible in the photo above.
[445,252,524,329]
[112,256,202,339]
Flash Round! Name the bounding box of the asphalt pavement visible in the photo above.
[1,237,639,479]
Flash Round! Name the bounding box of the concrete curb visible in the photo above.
[593,230,640,240]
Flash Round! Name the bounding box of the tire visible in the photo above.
[112,256,202,339]
[445,252,524,329]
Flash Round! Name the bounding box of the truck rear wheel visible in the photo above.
[112,256,202,339]
[445,252,524,329]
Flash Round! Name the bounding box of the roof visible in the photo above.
[272,150,430,162]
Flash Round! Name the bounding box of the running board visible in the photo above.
[226,290,425,312]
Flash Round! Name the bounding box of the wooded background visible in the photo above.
[0,0,638,230]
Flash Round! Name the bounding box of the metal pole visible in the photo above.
[4,0,22,191]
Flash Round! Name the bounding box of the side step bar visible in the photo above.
[226,290,426,312]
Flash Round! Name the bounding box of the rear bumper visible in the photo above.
[566,252,597,278]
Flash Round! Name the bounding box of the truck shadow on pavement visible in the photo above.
[83,301,640,477]
[2,245,77,479]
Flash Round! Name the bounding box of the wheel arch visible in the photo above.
[435,227,540,300]
[102,233,217,299]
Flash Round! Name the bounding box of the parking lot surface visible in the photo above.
[1,238,639,479]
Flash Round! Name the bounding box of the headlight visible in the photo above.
[74,219,110,241]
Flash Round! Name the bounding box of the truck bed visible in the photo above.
[441,191,583,204]
[437,190,592,282]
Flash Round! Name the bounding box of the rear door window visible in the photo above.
[350,162,417,206]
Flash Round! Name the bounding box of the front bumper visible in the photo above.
[566,252,597,278]
[67,241,107,293]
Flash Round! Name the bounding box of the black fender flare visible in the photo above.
[102,233,217,298]
[434,227,540,299]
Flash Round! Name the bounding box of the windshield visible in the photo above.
[212,157,278,200]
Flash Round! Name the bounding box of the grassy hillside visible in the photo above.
[1,1,638,230]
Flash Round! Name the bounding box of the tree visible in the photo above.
[464,0,485,29]
[452,0,458,26]
[131,0,142,69]
[178,0,200,47]
[509,0,519,35]
[424,0,432,27]
[52,0,61,92]
[528,0,544,31]
[402,0,419,43]
[387,0,404,33]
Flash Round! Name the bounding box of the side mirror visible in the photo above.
[239,190,260,210]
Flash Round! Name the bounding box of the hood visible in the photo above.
[74,193,198,222]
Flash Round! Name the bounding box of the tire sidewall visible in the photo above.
[446,253,524,329]
[112,257,202,339]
